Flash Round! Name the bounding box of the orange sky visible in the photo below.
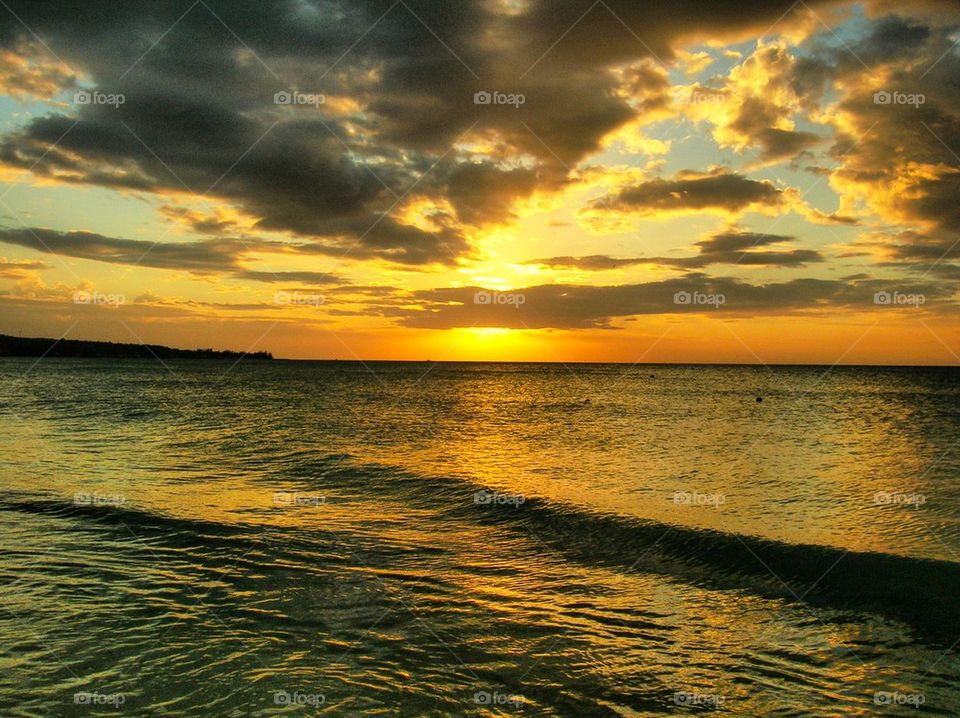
[0,0,958,362]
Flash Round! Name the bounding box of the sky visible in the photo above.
[0,0,958,362]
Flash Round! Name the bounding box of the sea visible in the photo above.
[0,359,958,716]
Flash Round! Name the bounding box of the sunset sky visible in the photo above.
[0,0,958,362]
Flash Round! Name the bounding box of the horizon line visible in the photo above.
[3,332,957,368]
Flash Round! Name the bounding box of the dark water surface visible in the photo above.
[1,359,958,716]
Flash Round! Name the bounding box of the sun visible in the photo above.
[464,327,512,336]
[425,326,546,361]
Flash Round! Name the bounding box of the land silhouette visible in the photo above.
[0,334,272,360]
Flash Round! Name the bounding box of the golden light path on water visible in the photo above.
[0,360,956,715]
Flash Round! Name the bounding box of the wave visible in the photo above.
[3,459,958,643]
[304,458,960,641]
[0,492,248,539]
[483,497,958,637]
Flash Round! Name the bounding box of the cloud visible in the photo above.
[392,274,953,329]
[675,40,825,164]
[0,227,255,272]
[749,126,821,162]
[2,0,959,345]
[663,13,960,280]
[589,169,787,217]
[525,255,649,271]
[0,227,350,283]
[445,162,539,225]
[284,216,470,266]
[0,256,48,279]
[803,14,960,274]
[0,106,472,261]
[158,205,242,236]
[0,43,75,100]
[233,270,339,285]
[681,230,824,267]
[0,0,834,269]
[526,229,824,271]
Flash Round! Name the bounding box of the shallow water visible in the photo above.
[1,359,958,715]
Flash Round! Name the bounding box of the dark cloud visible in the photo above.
[446,162,540,225]
[0,227,252,273]
[0,0,830,267]
[696,231,783,252]
[233,270,339,285]
[728,96,821,162]
[851,15,933,66]
[0,227,349,282]
[591,169,785,215]
[526,230,824,271]
[683,230,824,267]
[923,263,960,279]
[0,107,468,260]
[787,11,960,267]
[286,216,469,266]
[390,275,952,329]
[752,127,821,162]
[525,255,649,271]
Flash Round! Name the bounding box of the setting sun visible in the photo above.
[1,1,959,715]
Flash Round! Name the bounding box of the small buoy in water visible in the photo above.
[583,398,591,404]
[756,396,763,403]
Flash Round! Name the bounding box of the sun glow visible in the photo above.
[465,327,511,336]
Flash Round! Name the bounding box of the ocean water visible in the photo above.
[0,359,958,716]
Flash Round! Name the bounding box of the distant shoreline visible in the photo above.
[1,333,958,367]
[0,334,272,360]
